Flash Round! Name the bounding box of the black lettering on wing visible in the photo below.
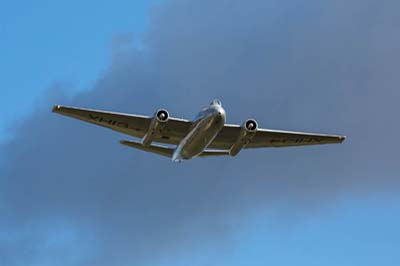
[88,114,129,129]
[89,114,99,121]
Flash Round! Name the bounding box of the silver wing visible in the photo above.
[52,105,191,145]
[209,124,345,150]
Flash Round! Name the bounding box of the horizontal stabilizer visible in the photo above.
[199,150,230,157]
[120,139,230,159]
[120,140,175,158]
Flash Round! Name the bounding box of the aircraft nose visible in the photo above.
[216,107,226,119]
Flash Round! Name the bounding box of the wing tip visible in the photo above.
[120,140,130,145]
[52,104,62,113]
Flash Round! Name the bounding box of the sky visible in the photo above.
[0,0,155,141]
[1,0,400,265]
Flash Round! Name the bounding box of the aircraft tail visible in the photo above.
[120,139,230,159]
[120,140,175,158]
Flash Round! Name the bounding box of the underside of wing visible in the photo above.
[52,105,192,145]
[247,129,346,148]
[209,124,345,149]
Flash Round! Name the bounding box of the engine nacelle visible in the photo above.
[229,119,258,156]
[142,109,169,146]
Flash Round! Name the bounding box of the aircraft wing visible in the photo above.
[209,124,346,150]
[52,105,192,145]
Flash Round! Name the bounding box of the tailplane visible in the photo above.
[120,139,230,159]
[120,140,174,158]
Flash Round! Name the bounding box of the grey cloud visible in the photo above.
[1,0,400,265]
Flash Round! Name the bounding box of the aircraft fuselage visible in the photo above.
[172,101,226,161]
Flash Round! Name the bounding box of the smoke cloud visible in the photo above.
[1,0,400,265]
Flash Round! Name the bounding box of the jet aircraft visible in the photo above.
[52,100,345,162]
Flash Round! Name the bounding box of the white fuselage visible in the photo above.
[172,103,226,162]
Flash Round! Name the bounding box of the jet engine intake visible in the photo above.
[142,109,169,146]
[229,119,258,156]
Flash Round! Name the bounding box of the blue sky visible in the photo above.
[1,1,399,265]
[0,0,155,141]
[159,199,400,266]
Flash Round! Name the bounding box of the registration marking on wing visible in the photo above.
[87,114,143,132]
[270,138,322,144]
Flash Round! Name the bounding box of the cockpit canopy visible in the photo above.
[210,99,222,106]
